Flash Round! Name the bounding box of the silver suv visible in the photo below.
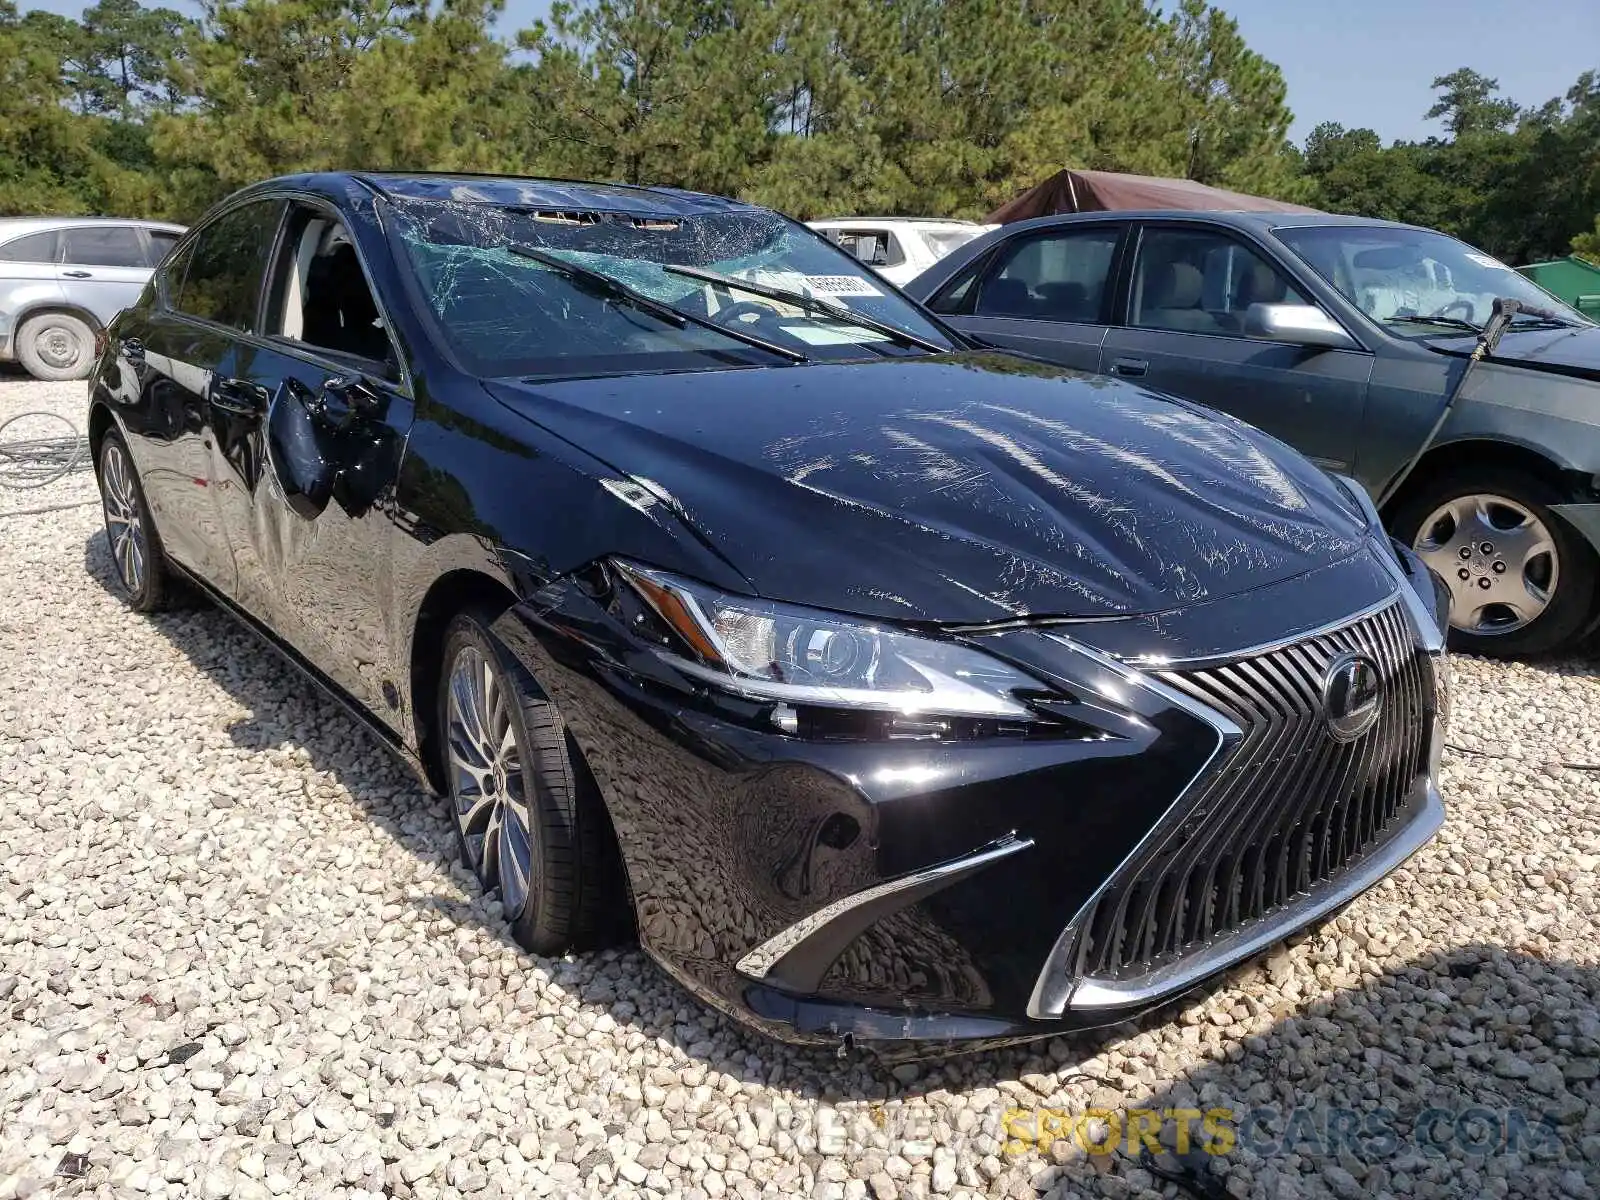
[0,217,186,380]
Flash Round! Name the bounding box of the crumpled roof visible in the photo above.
[986,169,1321,224]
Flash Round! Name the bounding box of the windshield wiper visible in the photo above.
[659,263,950,353]
[506,245,807,364]
[1507,315,1584,330]
[1387,314,1482,334]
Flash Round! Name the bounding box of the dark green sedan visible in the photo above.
[908,212,1600,656]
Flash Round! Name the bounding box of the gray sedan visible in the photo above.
[0,216,185,381]
[906,211,1600,656]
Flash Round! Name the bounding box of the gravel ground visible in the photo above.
[2,370,1599,1200]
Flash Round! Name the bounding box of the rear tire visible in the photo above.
[96,431,189,613]
[1391,465,1597,657]
[436,607,622,953]
[16,311,96,381]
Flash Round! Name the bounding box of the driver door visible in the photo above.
[206,200,414,717]
[1099,224,1375,473]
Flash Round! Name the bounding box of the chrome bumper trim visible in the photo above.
[1066,778,1443,1010]
[735,834,1034,982]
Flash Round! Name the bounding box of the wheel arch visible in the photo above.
[406,565,636,941]
[14,301,105,337]
[1380,438,1592,525]
[86,400,118,471]
[407,568,519,793]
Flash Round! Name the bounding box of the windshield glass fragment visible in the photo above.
[386,196,954,379]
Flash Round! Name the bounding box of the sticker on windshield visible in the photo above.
[743,270,882,300]
[1464,252,1511,270]
[801,274,883,298]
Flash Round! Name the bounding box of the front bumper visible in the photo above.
[493,550,1446,1048]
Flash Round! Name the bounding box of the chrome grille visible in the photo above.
[1079,599,1433,979]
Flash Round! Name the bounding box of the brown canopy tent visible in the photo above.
[986,168,1320,224]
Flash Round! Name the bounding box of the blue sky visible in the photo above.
[1216,0,1598,143]
[21,0,1598,145]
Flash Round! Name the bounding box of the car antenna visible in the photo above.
[1375,297,1562,508]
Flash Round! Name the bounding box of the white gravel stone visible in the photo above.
[2,372,1598,1199]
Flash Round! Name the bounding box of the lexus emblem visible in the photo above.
[1322,652,1383,742]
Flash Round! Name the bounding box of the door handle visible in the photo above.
[119,337,145,361]
[1108,357,1149,378]
[211,377,269,416]
[62,270,93,279]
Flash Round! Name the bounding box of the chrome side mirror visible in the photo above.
[1245,303,1358,350]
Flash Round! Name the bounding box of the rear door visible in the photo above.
[115,200,285,592]
[56,225,153,329]
[207,199,412,715]
[925,223,1126,372]
[1099,223,1374,473]
[0,229,66,357]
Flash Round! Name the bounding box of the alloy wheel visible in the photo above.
[445,645,535,917]
[1412,492,1558,636]
[100,441,147,596]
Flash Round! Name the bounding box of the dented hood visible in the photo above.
[487,353,1370,622]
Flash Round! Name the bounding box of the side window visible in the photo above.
[145,230,182,267]
[1131,227,1308,338]
[836,230,902,269]
[61,226,147,268]
[174,201,283,331]
[0,231,59,263]
[971,227,1120,322]
[158,240,195,306]
[928,268,978,313]
[265,206,393,368]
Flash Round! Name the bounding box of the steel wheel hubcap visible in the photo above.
[1413,493,1558,635]
[37,326,80,369]
[100,443,146,595]
[446,646,534,917]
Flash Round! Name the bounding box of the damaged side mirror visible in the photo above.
[268,375,394,522]
[268,378,339,520]
[310,374,385,432]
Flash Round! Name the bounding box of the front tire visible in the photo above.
[17,311,96,381]
[97,431,187,613]
[436,608,621,953]
[1391,466,1598,656]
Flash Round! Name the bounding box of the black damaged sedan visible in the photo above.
[89,173,1450,1049]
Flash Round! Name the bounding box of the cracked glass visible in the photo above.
[385,196,954,379]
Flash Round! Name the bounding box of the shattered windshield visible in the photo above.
[386,197,955,379]
[1276,225,1590,334]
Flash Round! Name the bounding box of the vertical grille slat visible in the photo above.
[1224,653,1321,924]
[1078,599,1434,980]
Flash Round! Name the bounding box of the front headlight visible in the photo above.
[610,560,1042,723]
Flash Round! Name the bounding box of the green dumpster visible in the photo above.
[1517,255,1600,320]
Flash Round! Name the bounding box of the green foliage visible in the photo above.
[0,0,171,214]
[1426,68,1520,138]
[151,0,526,214]
[1304,70,1600,264]
[1575,216,1600,265]
[1,0,1593,269]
